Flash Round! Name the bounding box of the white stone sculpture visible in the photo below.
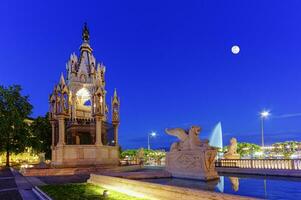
[165,126,219,181]
[166,126,212,151]
[224,138,240,159]
[136,148,145,165]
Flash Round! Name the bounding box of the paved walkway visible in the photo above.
[0,167,22,200]
[1,167,90,200]
[11,168,40,200]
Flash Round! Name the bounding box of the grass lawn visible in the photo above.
[39,183,149,200]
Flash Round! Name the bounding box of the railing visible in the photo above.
[120,159,140,166]
[119,158,166,166]
[216,159,301,170]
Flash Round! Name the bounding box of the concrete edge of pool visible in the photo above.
[87,174,259,200]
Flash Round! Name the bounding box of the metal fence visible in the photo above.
[216,159,301,170]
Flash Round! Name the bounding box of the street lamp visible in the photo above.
[148,132,157,150]
[260,110,270,148]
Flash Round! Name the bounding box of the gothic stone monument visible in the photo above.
[165,126,219,181]
[49,24,120,167]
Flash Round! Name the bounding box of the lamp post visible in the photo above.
[148,132,157,150]
[260,110,269,199]
[260,110,270,148]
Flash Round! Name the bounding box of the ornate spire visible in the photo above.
[80,23,92,52]
[112,88,120,107]
[58,73,69,94]
[112,88,120,123]
[114,88,118,98]
[59,73,66,86]
[82,22,90,42]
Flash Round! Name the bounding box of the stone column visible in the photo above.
[57,115,66,146]
[50,121,55,147]
[76,135,80,145]
[113,123,119,146]
[95,115,103,146]
[91,95,95,115]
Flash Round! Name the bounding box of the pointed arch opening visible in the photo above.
[76,87,92,118]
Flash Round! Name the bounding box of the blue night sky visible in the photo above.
[1,1,301,149]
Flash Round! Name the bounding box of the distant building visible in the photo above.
[49,24,120,167]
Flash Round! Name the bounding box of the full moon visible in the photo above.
[231,45,240,54]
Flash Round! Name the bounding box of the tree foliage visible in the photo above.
[237,142,261,157]
[223,141,301,158]
[272,141,301,158]
[0,85,33,166]
[120,149,137,159]
[30,113,52,159]
[120,149,165,165]
[223,142,261,157]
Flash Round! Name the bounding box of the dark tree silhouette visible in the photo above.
[30,113,52,159]
[0,85,33,167]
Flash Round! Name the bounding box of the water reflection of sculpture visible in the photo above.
[229,177,239,192]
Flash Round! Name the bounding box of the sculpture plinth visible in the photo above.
[224,154,240,159]
[51,145,119,167]
[165,126,219,181]
[166,149,219,181]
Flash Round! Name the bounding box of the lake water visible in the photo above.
[141,173,301,199]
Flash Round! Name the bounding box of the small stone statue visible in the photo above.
[136,148,145,166]
[38,153,47,168]
[224,138,240,159]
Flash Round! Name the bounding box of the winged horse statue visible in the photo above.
[165,126,212,152]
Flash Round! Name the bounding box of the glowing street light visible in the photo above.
[148,132,157,150]
[261,111,270,118]
[260,110,270,148]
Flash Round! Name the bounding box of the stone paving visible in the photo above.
[0,167,91,200]
[12,168,39,200]
[0,167,22,200]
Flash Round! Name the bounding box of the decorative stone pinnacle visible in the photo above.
[114,88,117,97]
[59,73,66,86]
[82,22,90,42]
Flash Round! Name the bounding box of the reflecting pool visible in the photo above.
[141,173,301,199]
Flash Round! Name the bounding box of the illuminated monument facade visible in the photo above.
[49,24,120,167]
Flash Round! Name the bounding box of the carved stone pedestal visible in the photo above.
[51,145,119,167]
[224,154,240,159]
[165,149,219,181]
